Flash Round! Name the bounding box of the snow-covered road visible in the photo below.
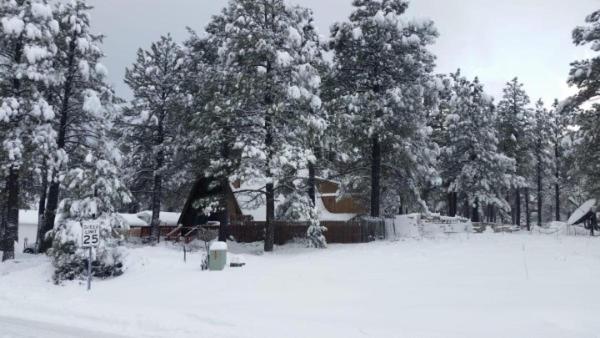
[1,233,600,338]
[0,315,127,338]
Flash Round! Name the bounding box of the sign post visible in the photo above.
[82,222,100,291]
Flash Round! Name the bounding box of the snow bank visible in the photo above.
[533,221,592,236]
[386,213,472,239]
[385,214,421,238]
[2,235,600,338]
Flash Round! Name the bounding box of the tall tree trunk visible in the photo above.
[218,178,230,242]
[525,188,531,231]
[508,192,514,224]
[554,142,561,221]
[36,171,48,252]
[40,34,78,253]
[265,182,275,252]
[150,173,162,242]
[448,192,457,217]
[308,161,316,206]
[537,159,543,227]
[515,188,521,227]
[371,134,381,217]
[150,114,165,243]
[262,54,277,252]
[41,181,60,251]
[471,199,480,223]
[218,141,232,242]
[398,198,403,215]
[264,93,275,252]
[2,168,20,261]
[2,36,24,260]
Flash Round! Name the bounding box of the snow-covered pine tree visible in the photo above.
[275,6,328,248]
[530,99,553,226]
[39,0,110,252]
[51,127,131,283]
[180,30,233,240]
[122,35,186,243]
[496,78,532,226]
[434,72,460,216]
[442,73,515,222]
[571,104,600,198]
[329,0,440,217]
[562,9,600,209]
[0,0,59,261]
[548,99,573,221]
[568,10,600,106]
[49,58,130,282]
[205,0,327,251]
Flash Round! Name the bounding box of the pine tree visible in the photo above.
[548,99,572,221]
[436,71,462,217]
[204,0,327,251]
[570,104,600,198]
[181,30,236,241]
[559,9,600,214]
[496,78,532,226]
[442,73,515,222]
[329,0,440,217]
[531,99,553,226]
[424,73,453,215]
[0,0,59,261]
[122,35,186,243]
[51,118,131,283]
[568,10,600,106]
[39,0,110,252]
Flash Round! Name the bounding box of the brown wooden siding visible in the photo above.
[317,179,366,214]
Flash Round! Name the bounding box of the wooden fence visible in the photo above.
[227,219,385,245]
[471,222,520,233]
[129,218,386,245]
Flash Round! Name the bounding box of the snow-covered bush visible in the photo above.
[51,218,125,284]
[277,192,327,248]
[49,140,130,283]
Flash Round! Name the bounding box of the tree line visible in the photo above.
[1,0,600,264]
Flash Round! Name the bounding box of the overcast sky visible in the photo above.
[87,0,599,105]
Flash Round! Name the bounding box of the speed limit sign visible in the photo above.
[82,222,100,291]
[82,223,100,248]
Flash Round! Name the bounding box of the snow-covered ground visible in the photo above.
[1,233,600,338]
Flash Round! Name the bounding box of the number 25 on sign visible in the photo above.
[82,223,100,248]
[82,222,99,291]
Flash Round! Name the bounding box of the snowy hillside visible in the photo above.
[2,233,600,338]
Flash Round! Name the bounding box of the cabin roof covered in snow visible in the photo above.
[231,180,358,223]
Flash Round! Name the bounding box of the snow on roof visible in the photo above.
[231,181,357,223]
[131,211,182,227]
[158,212,181,227]
[118,213,148,227]
[231,181,272,222]
[315,195,357,222]
[17,210,182,229]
